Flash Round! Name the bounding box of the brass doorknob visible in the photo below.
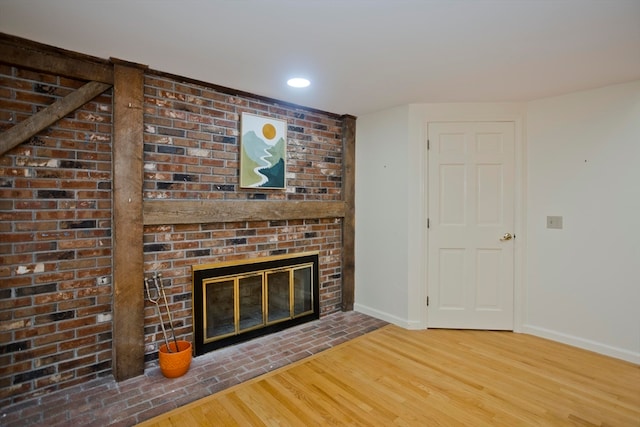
[500,233,513,241]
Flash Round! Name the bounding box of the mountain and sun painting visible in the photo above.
[240,113,287,189]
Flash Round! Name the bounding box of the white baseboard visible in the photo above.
[353,307,639,363]
[354,303,423,330]
[522,324,640,364]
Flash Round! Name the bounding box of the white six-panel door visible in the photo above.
[427,122,515,330]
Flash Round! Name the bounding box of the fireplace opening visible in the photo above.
[192,252,320,356]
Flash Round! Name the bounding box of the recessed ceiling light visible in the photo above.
[287,78,310,88]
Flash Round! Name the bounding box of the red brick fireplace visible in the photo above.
[0,34,355,407]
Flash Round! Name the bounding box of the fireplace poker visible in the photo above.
[144,277,172,352]
[154,272,180,351]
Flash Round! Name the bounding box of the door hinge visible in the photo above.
[427,139,430,150]
[426,296,430,306]
[427,218,430,229]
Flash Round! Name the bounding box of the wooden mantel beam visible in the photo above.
[143,200,346,225]
[0,81,111,156]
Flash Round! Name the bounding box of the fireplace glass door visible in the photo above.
[239,274,263,331]
[203,264,314,344]
[193,252,320,355]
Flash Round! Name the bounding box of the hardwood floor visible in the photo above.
[138,325,640,426]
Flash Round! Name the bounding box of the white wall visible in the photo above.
[355,103,524,330]
[355,82,640,363]
[354,105,415,327]
[524,81,640,362]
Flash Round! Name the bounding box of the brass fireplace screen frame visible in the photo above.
[192,252,320,356]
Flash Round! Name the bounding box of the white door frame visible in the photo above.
[417,105,526,333]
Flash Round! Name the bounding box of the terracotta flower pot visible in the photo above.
[158,340,192,378]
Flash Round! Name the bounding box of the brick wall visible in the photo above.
[0,65,114,405]
[142,219,343,363]
[0,66,345,405]
[141,74,344,365]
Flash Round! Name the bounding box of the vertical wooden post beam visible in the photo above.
[341,115,357,311]
[112,60,146,380]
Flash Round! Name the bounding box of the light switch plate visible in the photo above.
[547,216,563,229]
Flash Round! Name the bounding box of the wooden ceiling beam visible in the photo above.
[0,80,111,156]
[0,33,114,84]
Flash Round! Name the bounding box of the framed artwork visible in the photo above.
[240,113,287,189]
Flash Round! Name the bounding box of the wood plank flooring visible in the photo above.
[138,325,640,426]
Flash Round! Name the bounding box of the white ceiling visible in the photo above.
[1,0,639,116]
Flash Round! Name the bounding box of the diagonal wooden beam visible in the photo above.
[0,81,111,156]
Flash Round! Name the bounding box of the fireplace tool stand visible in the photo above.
[145,273,179,353]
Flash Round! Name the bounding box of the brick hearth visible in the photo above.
[1,312,387,427]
